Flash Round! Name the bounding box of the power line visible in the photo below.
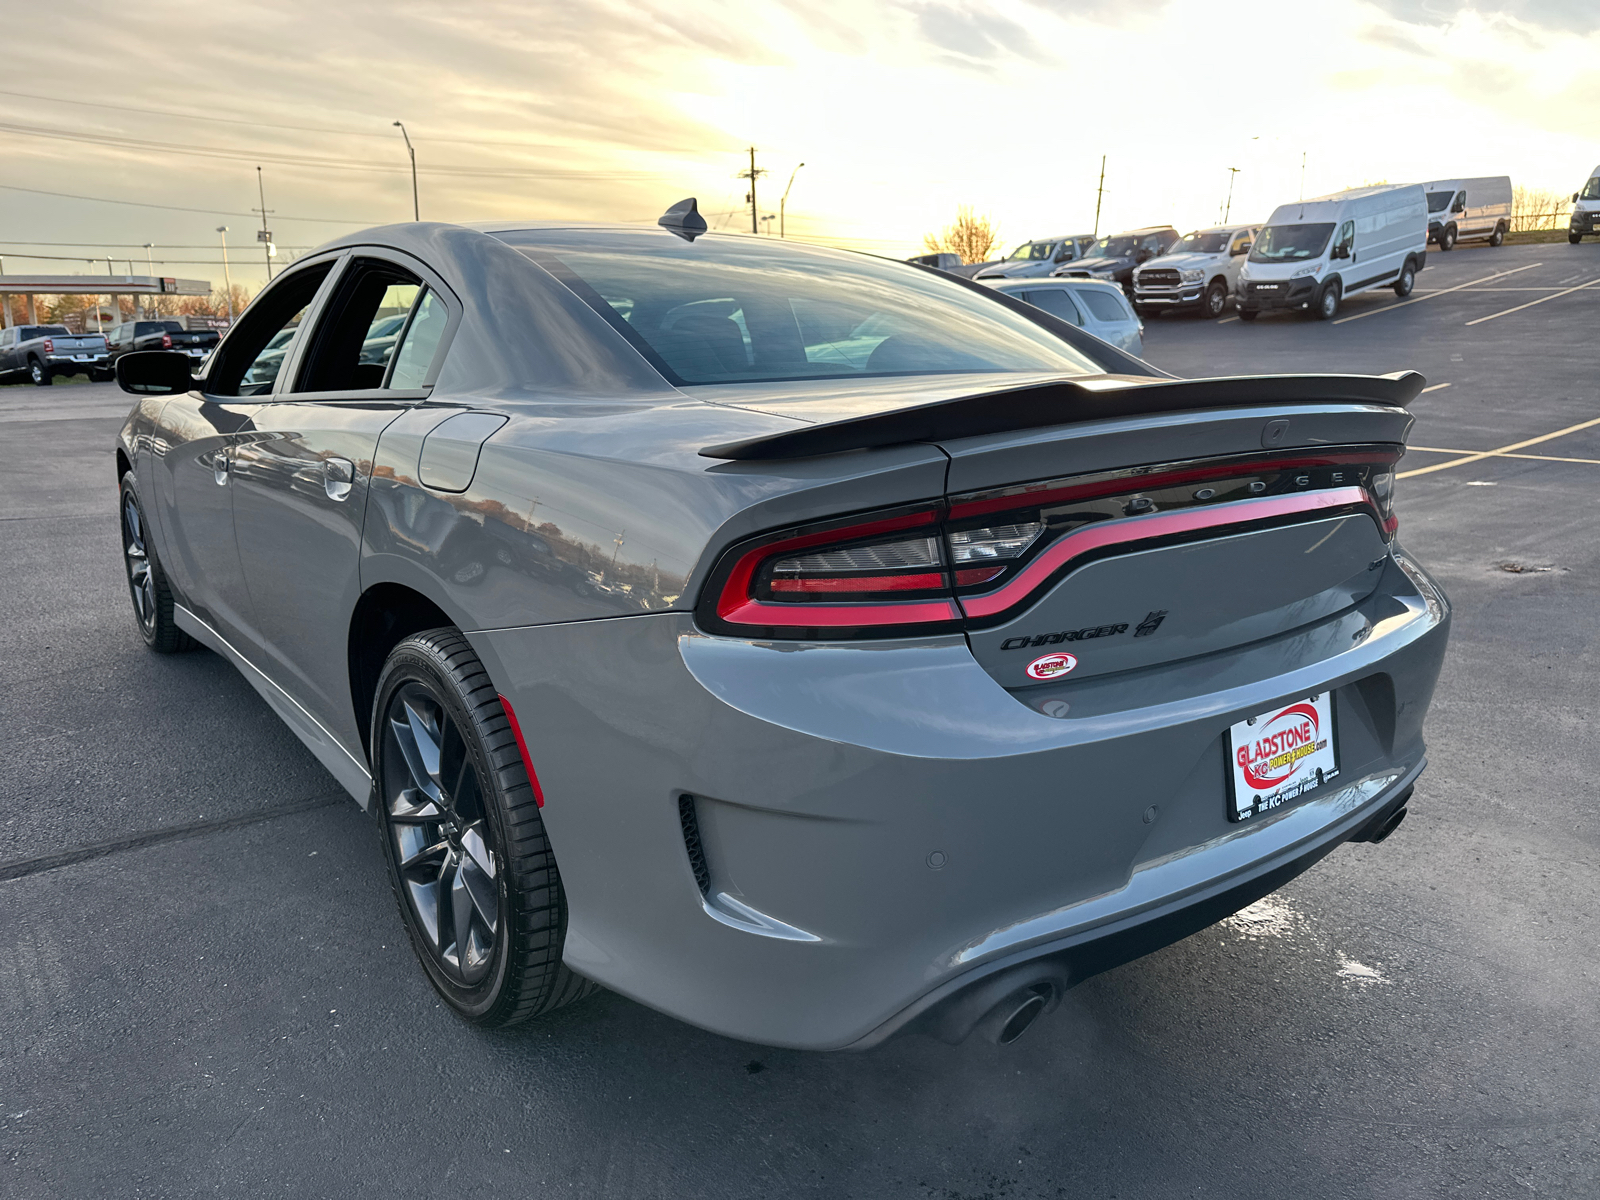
[0,182,377,225]
[0,119,670,179]
[0,86,733,154]
[0,240,314,250]
[0,249,280,266]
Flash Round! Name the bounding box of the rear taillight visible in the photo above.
[700,447,1404,639]
[161,334,172,349]
[704,506,962,635]
[42,338,53,353]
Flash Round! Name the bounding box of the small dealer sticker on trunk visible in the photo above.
[1227,694,1339,822]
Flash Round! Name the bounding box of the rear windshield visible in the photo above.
[21,326,69,340]
[504,229,1105,385]
[136,321,184,334]
[1075,288,1132,323]
[1249,223,1336,263]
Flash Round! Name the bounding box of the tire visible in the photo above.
[1488,224,1505,248]
[1315,281,1342,320]
[372,629,596,1028]
[1570,233,1583,245]
[1202,279,1228,318]
[29,359,52,386]
[1438,225,1457,251]
[91,369,114,382]
[119,471,196,653]
[1238,308,1259,322]
[1393,261,1416,298]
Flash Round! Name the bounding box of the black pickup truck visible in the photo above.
[106,320,220,369]
[0,325,111,385]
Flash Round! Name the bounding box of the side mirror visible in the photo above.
[1575,193,1582,204]
[116,350,196,396]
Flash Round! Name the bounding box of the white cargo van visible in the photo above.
[1237,184,1428,321]
[1569,165,1600,244]
[1420,176,1512,250]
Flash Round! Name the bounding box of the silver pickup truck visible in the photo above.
[0,324,111,385]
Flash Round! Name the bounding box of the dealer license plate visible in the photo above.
[74,354,90,360]
[1227,693,1339,822]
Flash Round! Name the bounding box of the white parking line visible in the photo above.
[1464,278,1600,326]
[1399,414,1600,478]
[1420,382,1451,393]
[1409,446,1600,465]
[1217,316,1239,324]
[1331,262,1543,324]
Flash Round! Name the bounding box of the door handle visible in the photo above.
[323,457,355,501]
[212,448,229,486]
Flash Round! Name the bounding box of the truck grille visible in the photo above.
[1140,269,1181,288]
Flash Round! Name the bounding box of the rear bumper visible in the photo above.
[45,353,108,370]
[469,547,1450,1050]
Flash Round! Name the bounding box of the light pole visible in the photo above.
[143,243,155,316]
[394,121,419,221]
[1224,167,1241,224]
[216,226,234,322]
[780,162,805,238]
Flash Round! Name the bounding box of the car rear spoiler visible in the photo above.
[698,371,1426,461]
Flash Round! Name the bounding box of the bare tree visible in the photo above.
[1512,185,1572,231]
[923,206,1002,264]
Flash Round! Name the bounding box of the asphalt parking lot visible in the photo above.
[2,239,1597,1199]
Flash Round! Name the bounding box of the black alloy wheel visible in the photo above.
[1488,224,1505,247]
[372,629,594,1027]
[1315,281,1342,321]
[1393,261,1416,298]
[29,359,51,386]
[1203,279,1228,318]
[1439,225,1457,251]
[119,471,194,653]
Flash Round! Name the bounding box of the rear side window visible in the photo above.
[1076,289,1132,323]
[389,289,449,389]
[1020,289,1083,326]
[296,261,422,392]
[504,228,1105,386]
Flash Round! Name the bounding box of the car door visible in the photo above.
[229,251,458,753]
[0,328,14,376]
[148,259,338,646]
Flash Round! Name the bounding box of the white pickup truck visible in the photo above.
[0,324,111,385]
[1130,225,1258,318]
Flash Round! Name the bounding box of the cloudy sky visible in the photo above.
[1,0,1597,292]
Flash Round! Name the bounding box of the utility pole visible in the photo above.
[780,162,805,238]
[393,121,419,221]
[254,167,276,281]
[1093,155,1107,238]
[216,227,234,322]
[1224,167,1241,224]
[1300,151,1306,202]
[143,244,154,316]
[737,147,767,234]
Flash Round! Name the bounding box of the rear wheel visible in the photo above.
[29,359,51,386]
[1393,261,1416,298]
[119,471,195,653]
[1203,279,1228,318]
[1488,223,1505,248]
[1315,281,1342,320]
[1438,224,1457,251]
[373,629,595,1027]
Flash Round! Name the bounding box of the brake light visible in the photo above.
[161,333,172,349]
[700,447,1404,639]
[706,506,963,633]
[42,338,53,353]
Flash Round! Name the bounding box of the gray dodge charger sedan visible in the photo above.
[113,207,1449,1049]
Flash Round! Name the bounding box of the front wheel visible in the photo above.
[1570,232,1584,245]
[1203,280,1228,318]
[373,629,596,1027]
[1315,281,1342,320]
[29,360,51,386]
[1393,261,1416,298]
[1488,224,1505,248]
[119,471,195,653]
[1237,308,1259,322]
[1438,225,1457,251]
